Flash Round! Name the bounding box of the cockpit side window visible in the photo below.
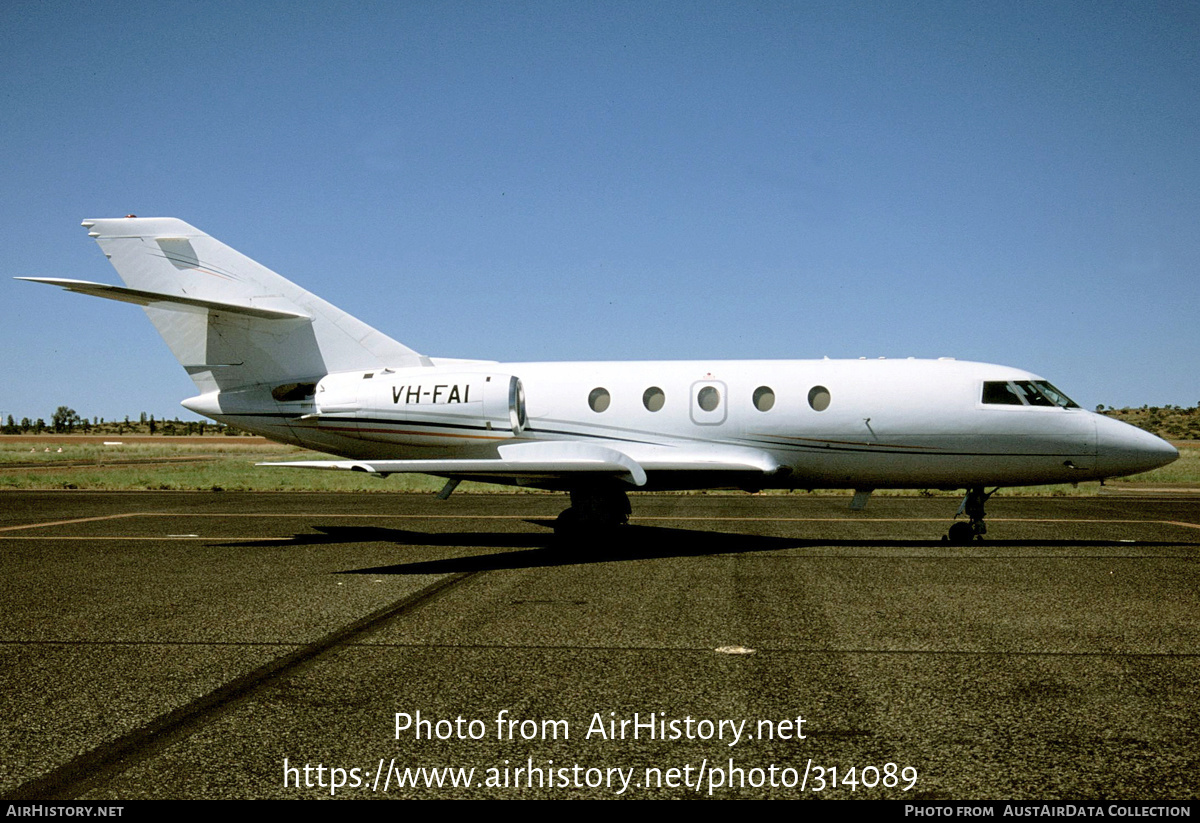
[982,381,1024,405]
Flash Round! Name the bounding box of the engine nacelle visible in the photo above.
[314,369,527,444]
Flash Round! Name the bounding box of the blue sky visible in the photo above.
[3,1,1197,422]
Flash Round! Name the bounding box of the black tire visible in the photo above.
[553,507,581,538]
[947,521,974,545]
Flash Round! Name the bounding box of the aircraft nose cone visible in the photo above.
[1093,414,1179,478]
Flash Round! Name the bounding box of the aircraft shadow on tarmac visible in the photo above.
[217,522,1197,575]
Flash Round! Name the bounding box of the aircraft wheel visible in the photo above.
[947,521,974,545]
[553,503,626,544]
[553,507,582,539]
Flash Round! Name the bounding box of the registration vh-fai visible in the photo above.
[21,217,1179,543]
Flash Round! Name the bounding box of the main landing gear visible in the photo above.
[553,487,632,539]
[945,486,998,545]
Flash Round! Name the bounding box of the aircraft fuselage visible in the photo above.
[184,356,1177,492]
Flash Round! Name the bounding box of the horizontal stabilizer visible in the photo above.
[16,277,311,320]
[261,441,650,487]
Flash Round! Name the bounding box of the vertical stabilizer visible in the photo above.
[80,217,427,394]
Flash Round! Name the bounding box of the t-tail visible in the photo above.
[20,217,430,443]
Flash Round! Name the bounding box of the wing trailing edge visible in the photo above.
[260,441,787,488]
[261,441,649,487]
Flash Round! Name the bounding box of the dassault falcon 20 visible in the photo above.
[21,217,1178,543]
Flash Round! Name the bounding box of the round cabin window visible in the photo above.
[808,385,830,412]
[588,387,611,413]
[753,386,775,412]
[643,386,665,412]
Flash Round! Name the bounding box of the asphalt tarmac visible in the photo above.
[0,490,1196,800]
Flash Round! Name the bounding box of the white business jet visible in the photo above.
[21,217,1179,543]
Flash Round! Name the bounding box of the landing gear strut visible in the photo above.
[554,487,631,539]
[946,486,998,545]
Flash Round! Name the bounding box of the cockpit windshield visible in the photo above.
[1028,381,1078,408]
[982,380,1079,408]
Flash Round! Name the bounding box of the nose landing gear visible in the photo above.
[946,486,998,545]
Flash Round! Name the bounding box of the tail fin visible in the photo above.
[60,217,428,394]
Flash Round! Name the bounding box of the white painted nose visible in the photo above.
[1093,414,1179,478]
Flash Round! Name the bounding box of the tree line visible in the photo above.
[2,407,248,436]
